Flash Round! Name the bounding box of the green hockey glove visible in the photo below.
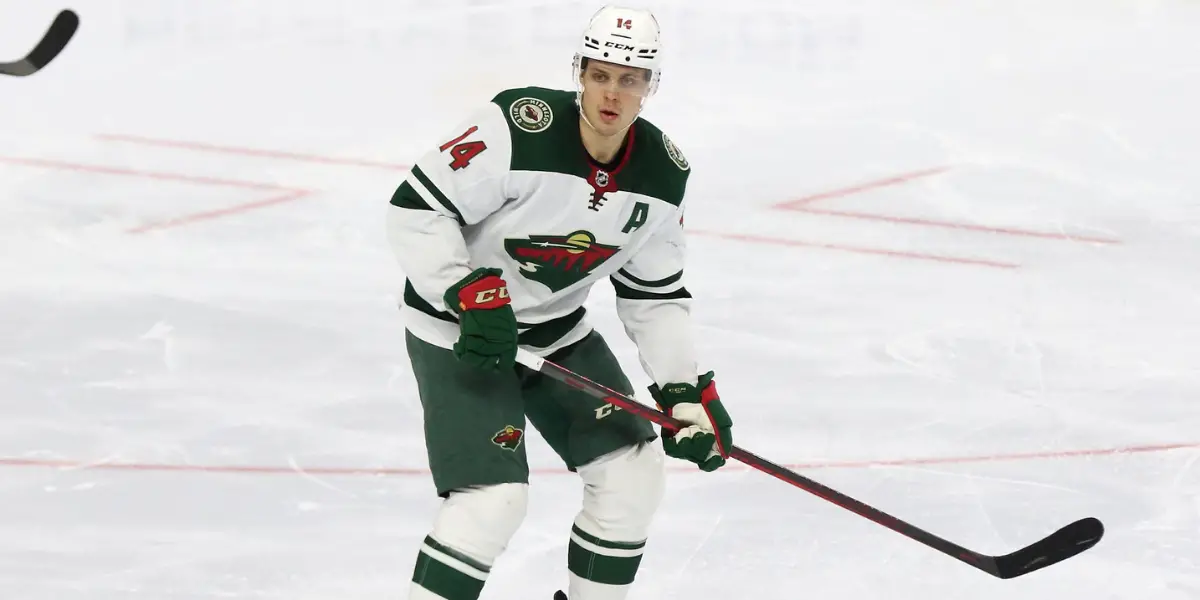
[649,371,733,471]
[443,267,518,371]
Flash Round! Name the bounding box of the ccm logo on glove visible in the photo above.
[444,268,520,371]
[456,275,511,311]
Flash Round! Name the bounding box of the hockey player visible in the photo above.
[386,5,734,599]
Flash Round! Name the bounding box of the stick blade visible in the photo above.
[991,517,1104,579]
[0,9,79,76]
[27,9,79,70]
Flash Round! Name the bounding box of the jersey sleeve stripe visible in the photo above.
[609,270,686,295]
[389,181,435,211]
[615,268,683,289]
[410,165,466,226]
[611,277,692,301]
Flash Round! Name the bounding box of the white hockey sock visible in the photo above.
[567,443,665,600]
[408,483,528,600]
[567,522,647,600]
[409,535,491,600]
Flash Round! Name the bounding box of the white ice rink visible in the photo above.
[2,0,1198,597]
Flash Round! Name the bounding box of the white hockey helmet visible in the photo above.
[572,5,664,100]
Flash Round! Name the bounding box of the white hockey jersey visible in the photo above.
[386,87,697,386]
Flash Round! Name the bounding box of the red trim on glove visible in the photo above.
[456,275,511,312]
[698,380,728,458]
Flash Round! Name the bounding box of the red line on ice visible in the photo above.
[794,206,1122,244]
[0,155,297,192]
[95,133,410,171]
[687,229,1020,269]
[0,441,1194,478]
[126,190,313,233]
[774,165,1121,245]
[775,166,954,209]
[0,155,313,232]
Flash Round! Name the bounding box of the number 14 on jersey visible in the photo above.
[440,126,489,170]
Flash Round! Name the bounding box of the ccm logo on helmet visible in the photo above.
[604,42,635,50]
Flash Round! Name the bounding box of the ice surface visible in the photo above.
[1,0,1198,598]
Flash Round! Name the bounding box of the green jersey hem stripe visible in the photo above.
[403,280,587,348]
[410,165,466,225]
[517,307,586,349]
[404,281,457,324]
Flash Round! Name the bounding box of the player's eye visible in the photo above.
[592,72,608,82]
[619,75,637,87]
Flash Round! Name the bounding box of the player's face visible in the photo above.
[579,61,651,135]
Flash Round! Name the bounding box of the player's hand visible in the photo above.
[649,371,733,471]
[443,268,518,371]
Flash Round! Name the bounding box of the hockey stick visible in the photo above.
[515,348,1104,579]
[0,9,79,77]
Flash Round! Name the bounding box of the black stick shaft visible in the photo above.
[517,349,1100,579]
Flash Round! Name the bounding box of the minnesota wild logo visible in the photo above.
[509,97,553,133]
[663,132,689,171]
[491,425,524,451]
[504,230,620,292]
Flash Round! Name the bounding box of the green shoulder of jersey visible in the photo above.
[490,86,690,208]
